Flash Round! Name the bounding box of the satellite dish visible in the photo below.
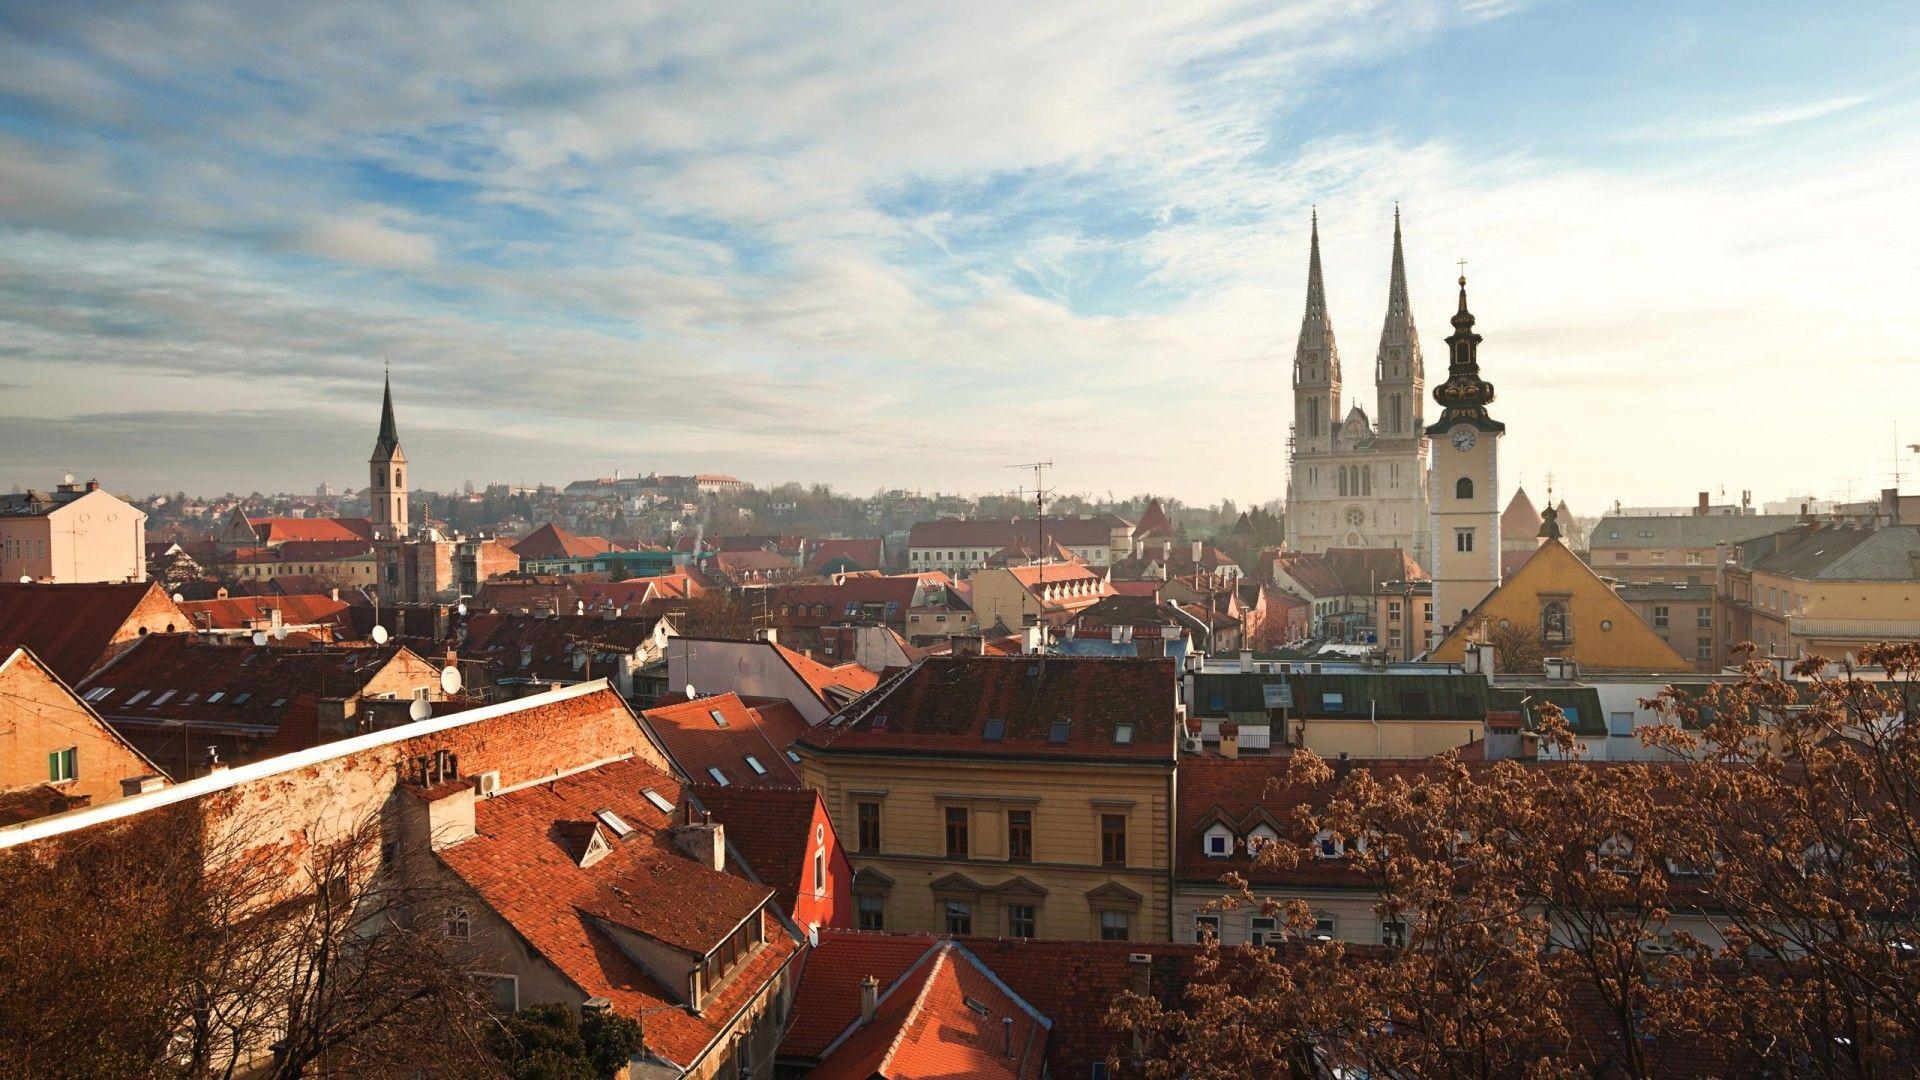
[21,575,33,584]
[62,473,74,484]
[172,592,185,603]
[252,631,268,646]
[684,682,697,699]
[274,624,288,640]
[408,698,432,722]
[457,602,468,617]
[371,625,390,645]
[440,666,462,694]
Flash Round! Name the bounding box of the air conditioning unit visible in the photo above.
[1182,735,1204,753]
[472,770,501,798]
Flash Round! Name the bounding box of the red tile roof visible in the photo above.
[798,656,1178,763]
[0,581,186,684]
[80,634,422,733]
[754,577,921,627]
[775,643,880,703]
[687,783,822,918]
[1131,498,1175,539]
[808,942,1047,1079]
[640,692,808,788]
[227,539,373,563]
[805,538,886,574]
[710,549,799,576]
[245,517,374,544]
[435,756,798,1070]
[510,523,617,561]
[177,594,352,634]
[461,613,666,681]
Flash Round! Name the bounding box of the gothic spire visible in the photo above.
[374,369,401,459]
[1374,204,1424,436]
[1295,209,1340,382]
[1305,208,1327,320]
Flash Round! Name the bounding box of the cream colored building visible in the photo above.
[967,562,1112,635]
[1426,278,1504,642]
[0,481,147,584]
[1727,522,1920,661]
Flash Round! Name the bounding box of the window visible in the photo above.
[1321,692,1344,713]
[484,974,518,1013]
[1101,814,1127,867]
[1697,639,1713,661]
[786,750,801,764]
[1048,720,1070,744]
[858,893,885,930]
[1099,910,1130,941]
[595,808,634,838]
[124,690,150,706]
[982,718,1005,742]
[1007,810,1032,862]
[945,900,973,935]
[1387,601,1402,621]
[150,690,176,707]
[1614,551,1630,562]
[1455,477,1474,499]
[1650,551,1666,564]
[857,801,881,852]
[1697,607,1713,629]
[1091,1063,1112,1080]
[206,692,225,704]
[1194,915,1220,942]
[945,806,969,857]
[1314,830,1341,859]
[82,686,112,702]
[1205,826,1233,858]
[1313,914,1337,938]
[1608,712,1635,737]
[447,906,472,940]
[706,766,731,786]
[745,755,767,776]
[642,788,675,813]
[1455,529,1474,553]
[1381,920,1407,948]
[1008,904,1036,938]
[709,708,728,727]
[1686,551,1703,565]
[1112,723,1134,745]
[1652,605,1670,629]
[48,747,76,783]
[813,850,826,897]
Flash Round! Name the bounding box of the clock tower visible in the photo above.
[1425,275,1504,646]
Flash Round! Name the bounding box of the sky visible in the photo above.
[1,1,1917,511]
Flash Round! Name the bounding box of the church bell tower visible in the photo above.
[1426,275,1503,644]
[369,372,409,539]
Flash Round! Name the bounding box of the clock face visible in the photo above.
[1345,506,1366,526]
[1450,427,1478,452]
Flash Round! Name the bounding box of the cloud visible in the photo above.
[298,215,438,269]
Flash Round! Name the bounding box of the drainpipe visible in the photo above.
[1370,698,1381,758]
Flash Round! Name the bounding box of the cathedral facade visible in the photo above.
[1284,210,1432,569]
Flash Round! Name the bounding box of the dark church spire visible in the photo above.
[374,368,400,459]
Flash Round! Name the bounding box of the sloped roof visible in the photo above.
[1588,514,1801,551]
[1748,524,1920,581]
[177,594,352,633]
[1131,498,1175,539]
[436,756,795,1070]
[775,643,881,702]
[1321,547,1427,592]
[1502,487,1543,538]
[461,613,665,680]
[908,516,1124,549]
[246,517,374,544]
[806,942,1047,1080]
[686,783,822,918]
[805,538,886,574]
[511,523,616,561]
[798,656,1179,763]
[0,581,185,684]
[640,692,807,788]
[79,634,420,733]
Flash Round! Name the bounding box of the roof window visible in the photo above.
[206,692,225,704]
[124,690,150,706]
[270,697,287,708]
[83,687,113,702]
[150,690,175,707]
[1113,723,1134,746]
[785,750,800,763]
[707,766,731,787]
[230,693,251,706]
[745,755,767,776]
[642,788,675,813]
[1321,692,1344,713]
[594,808,634,838]
[982,719,1005,742]
[1048,720,1071,744]
[871,715,888,730]
[709,708,728,727]
[963,996,990,1016]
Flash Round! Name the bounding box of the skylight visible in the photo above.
[82,687,112,702]
[594,808,634,838]
[707,766,731,787]
[642,788,675,813]
[871,715,888,730]
[150,690,175,707]
[963,996,990,1016]
[124,690,150,706]
[1321,692,1344,713]
[231,693,251,706]
[745,755,767,775]
[270,697,287,708]
[1113,723,1134,745]
[206,692,225,704]
[709,708,728,727]
[1048,720,1070,744]
[982,719,1005,742]
[785,750,800,763]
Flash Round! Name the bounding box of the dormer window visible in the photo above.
[1204,825,1234,858]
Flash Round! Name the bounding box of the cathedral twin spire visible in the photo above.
[1293,207,1425,445]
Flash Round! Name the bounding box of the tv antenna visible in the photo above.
[1006,460,1055,575]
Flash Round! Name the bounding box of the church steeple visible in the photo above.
[1293,209,1342,453]
[369,369,409,538]
[1375,205,1424,438]
[1425,275,1503,435]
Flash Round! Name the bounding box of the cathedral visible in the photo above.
[1284,209,1433,568]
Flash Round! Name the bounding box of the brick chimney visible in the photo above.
[1695,492,1709,516]
[1126,952,1152,997]
[859,975,879,1024]
[674,820,726,871]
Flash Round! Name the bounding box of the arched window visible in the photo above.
[1542,601,1571,646]
[1362,465,1372,496]
[1455,477,1474,500]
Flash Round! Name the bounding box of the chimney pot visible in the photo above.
[1003,1016,1014,1057]
[859,975,879,1025]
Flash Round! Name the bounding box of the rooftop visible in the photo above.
[640,691,809,788]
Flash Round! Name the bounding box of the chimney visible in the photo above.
[951,634,983,658]
[1002,1016,1014,1057]
[1695,492,1709,516]
[1220,724,1239,759]
[1333,751,1352,782]
[1238,649,1253,673]
[1191,539,1203,563]
[859,975,879,1025]
[755,626,779,646]
[85,479,99,493]
[674,820,727,871]
[1126,952,1152,997]
[1880,488,1899,526]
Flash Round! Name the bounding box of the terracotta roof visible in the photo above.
[754,577,920,627]
[775,643,881,703]
[243,517,374,544]
[807,942,1047,1079]
[0,581,185,684]
[1131,498,1175,539]
[687,783,822,918]
[461,613,665,681]
[510,523,616,561]
[640,692,808,788]
[710,549,798,575]
[799,656,1179,763]
[228,539,373,563]
[177,595,352,633]
[909,517,1123,549]
[805,538,886,574]
[435,756,798,1070]
[1502,486,1544,538]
